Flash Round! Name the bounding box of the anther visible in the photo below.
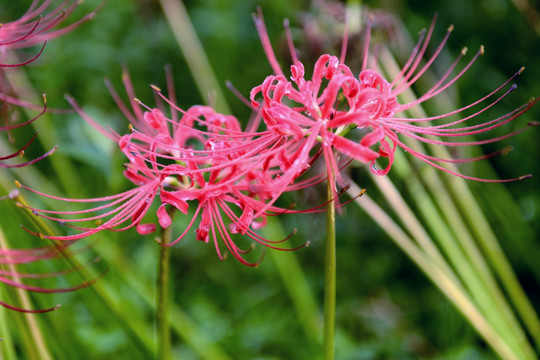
[501,145,514,156]
[150,84,161,92]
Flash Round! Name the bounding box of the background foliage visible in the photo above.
[0,0,539,359]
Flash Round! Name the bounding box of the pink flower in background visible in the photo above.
[0,1,96,167]
[0,0,95,67]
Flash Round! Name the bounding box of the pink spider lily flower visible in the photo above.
[18,71,305,266]
[251,10,537,183]
[0,0,96,67]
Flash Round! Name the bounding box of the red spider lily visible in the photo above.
[18,70,306,266]
[0,0,96,67]
[251,10,537,183]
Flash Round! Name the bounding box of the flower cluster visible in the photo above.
[17,10,535,270]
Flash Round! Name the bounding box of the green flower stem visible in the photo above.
[157,224,173,360]
[323,177,337,360]
[95,239,233,360]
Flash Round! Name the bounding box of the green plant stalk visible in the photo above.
[379,44,539,342]
[366,172,462,287]
[13,191,155,358]
[0,291,17,360]
[348,182,520,360]
[0,225,52,360]
[397,159,529,359]
[157,224,173,360]
[446,169,540,351]
[419,164,533,358]
[263,217,321,346]
[378,46,537,359]
[94,240,233,360]
[323,177,337,360]
[388,133,530,359]
[0,304,17,360]
[159,0,231,114]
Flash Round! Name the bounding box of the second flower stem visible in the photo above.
[323,179,337,360]
[157,223,173,360]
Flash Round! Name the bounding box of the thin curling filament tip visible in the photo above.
[150,84,161,92]
[14,180,21,188]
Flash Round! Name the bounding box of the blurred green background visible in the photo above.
[1,0,539,359]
